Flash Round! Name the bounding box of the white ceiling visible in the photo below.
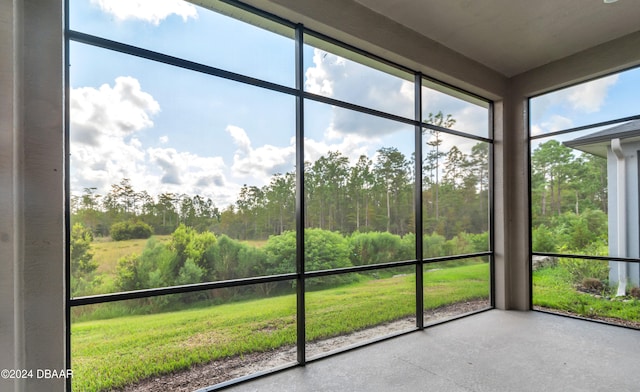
[353,0,640,77]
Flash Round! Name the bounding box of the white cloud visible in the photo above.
[422,87,489,137]
[71,76,160,144]
[305,49,490,139]
[70,76,240,207]
[567,75,618,113]
[70,76,160,194]
[226,125,251,154]
[91,0,198,25]
[305,48,413,136]
[146,147,232,203]
[531,115,573,136]
[531,74,619,124]
[303,135,372,165]
[305,50,336,96]
[226,125,296,181]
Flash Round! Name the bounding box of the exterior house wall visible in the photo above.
[607,142,640,286]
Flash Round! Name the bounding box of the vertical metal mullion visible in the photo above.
[295,24,306,365]
[488,102,496,308]
[415,73,424,329]
[64,0,72,390]
[526,99,533,310]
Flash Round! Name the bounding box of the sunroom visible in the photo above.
[2,0,640,391]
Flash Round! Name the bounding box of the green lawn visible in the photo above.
[533,266,640,322]
[72,262,489,391]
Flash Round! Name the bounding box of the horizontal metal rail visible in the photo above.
[422,122,492,144]
[67,30,298,96]
[70,251,493,307]
[70,273,296,306]
[529,114,640,141]
[532,251,640,264]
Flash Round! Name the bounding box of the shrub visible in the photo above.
[423,232,446,258]
[264,229,355,290]
[114,237,174,291]
[70,222,97,275]
[304,228,351,272]
[558,258,609,285]
[206,234,266,281]
[467,231,489,253]
[532,224,556,253]
[70,223,99,296]
[630,287,640,299]
[348,231,406,266]
[115,254,144,292]
[168,224,216,277]
[444,233,477,255]
[581,278,604,293]
[177,258,205,285]
[110,221,153,241]
[549,210,607,252]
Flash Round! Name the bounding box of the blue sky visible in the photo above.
[71,0,632,208]
[530,67,640,137]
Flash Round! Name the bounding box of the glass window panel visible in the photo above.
[305,267,416,358]
[71,284,297,391]
[530,65,640,329]
[422,132,489,258]
[531,131,608,257]
[533,257,640,329]
[423,256,490,325]
[303,36,414,119]
[69,0,295,86]
[530,66,640,135]
[69,43,295,296]
[422,79,490,138]
[303,100,415,270]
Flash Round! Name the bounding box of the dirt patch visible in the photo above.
[113,300,489,392]
[425,299,490,324]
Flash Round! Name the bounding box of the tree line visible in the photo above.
[531,139,607,224]
[530,139,609,255]
[72,143,490,242]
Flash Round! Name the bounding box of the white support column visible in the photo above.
[611,138,628,296]
[0,0,65,391]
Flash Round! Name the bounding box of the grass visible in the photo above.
[424,262,490,308]
[533,266,640,322]
[72,262,490,392]
[240,239,268,248]
[91,235,171,275]
[72,294,297,391]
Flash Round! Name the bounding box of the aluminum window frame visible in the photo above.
[528,75,640,322]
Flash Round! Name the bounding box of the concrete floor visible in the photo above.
[221,310,640,392]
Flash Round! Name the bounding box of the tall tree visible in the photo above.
[348,155,373,232]
[531,140,574,217]
[264,172,295,234]
[423,111,456,220]
[373,147,410,234]
[306,151,349,231]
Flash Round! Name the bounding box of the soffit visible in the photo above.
[353,0,640,77]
